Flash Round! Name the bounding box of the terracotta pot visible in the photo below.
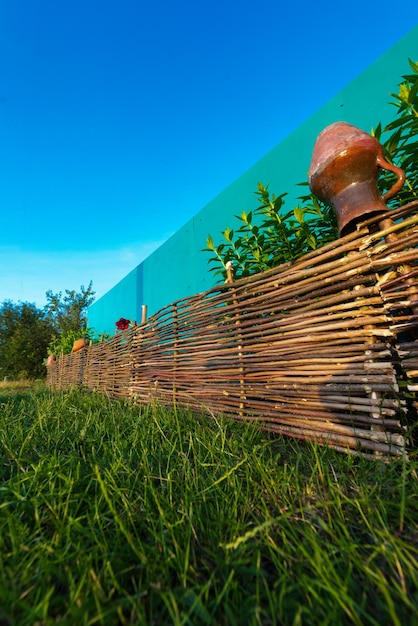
[72,338,87,353]
[46,354,56,367]
[308,122,405,236]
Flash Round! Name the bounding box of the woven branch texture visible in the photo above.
[47,201,418,458]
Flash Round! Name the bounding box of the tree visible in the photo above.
[45,281,95,336]
[0,301,56,379]
[45,282,96,356]
[0,283,96,376]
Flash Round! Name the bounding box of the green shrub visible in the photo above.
[204,183,338,281]
[374,59,418,206]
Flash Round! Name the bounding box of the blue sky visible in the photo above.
[0,1,414,308]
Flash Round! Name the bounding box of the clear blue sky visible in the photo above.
[0,1,414,308]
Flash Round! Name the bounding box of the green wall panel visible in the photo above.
[88,265,143,337]
[89,25,418,334]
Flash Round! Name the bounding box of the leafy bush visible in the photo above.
[204,183,338,281]
[47,328,92,356]
[374,59,418,206]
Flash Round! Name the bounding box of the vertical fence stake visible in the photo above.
[173,303,179,404]
[141,305,148,324]
[130,304,148,400]
[226,261,246,416]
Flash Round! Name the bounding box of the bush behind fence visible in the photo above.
[47,202,418,458]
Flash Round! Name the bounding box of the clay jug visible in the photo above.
[72,338,87,353]
[308,122,405,236]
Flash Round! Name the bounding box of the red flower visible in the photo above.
[115,317,130,330]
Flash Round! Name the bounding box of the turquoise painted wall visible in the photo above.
[88,24,418,337]
[88,265,142,336]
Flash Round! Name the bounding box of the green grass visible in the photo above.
[0,386,417,625]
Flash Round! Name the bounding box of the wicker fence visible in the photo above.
[47,201,418,458]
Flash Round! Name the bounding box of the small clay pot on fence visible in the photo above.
[72,338,88,353]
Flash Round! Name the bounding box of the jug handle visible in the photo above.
[377,151,406,201]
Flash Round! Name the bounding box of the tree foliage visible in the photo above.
[205,59,418,282]
[45,282,96,356]
[0,283,96,377]
[45,281,95,336]
[0,301,55,379]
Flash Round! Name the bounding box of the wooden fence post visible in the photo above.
[226,261,246,416]
[130,304,148,399]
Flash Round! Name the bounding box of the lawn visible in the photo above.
[0,384,417,625]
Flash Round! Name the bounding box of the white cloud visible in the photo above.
[0,238,168,308]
